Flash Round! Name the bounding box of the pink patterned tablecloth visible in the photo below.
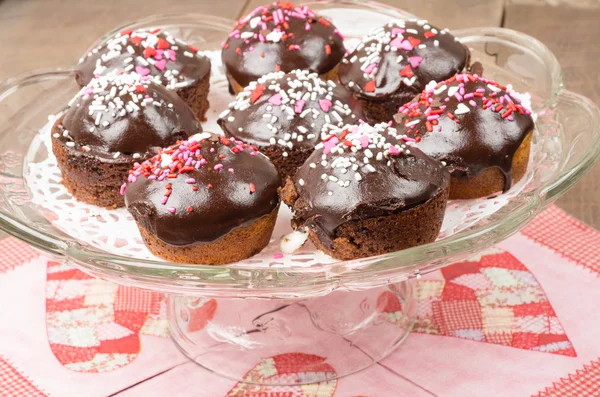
[1,205,600,397]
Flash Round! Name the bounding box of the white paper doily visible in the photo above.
[24,49,539,269]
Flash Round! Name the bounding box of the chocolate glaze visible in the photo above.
[338,21,468,103]
[56,73,200,161]
[221,1,345,88]
[290,123,449,248]
[76,28,211,90]
[391,73,534,191]
[124,133,281,246]
[218,70,364,152]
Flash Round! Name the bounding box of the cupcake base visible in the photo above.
[449,131,533,199]
[176,68,211,122]
[51,123,131,209]
[136,206,279,265]
[280,179,449,261]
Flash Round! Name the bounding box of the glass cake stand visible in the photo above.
[1,1,599,385]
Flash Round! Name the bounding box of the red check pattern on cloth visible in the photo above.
[0,237,39,274]
[534,359,600,397]
[378,248,575,356]
[0,356,47,397]
[522,205,600,276]
[1,205,600,397]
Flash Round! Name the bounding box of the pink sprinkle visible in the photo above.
[388,146,400,155]
[83,88,94,96]
[228,168,234,173]
[161,196,168,205]
[454,93,463,102]
[323,136,339,154]
[268,93,282,106]
[155,49,164,60]
[359,134,370,148]
[167,207,176,214]
[214,164,223,170]
[469,100,477,107]
[399,40,414,51]
[228,30,240,38]
[401,136,416,142]
[391,27,405,36]
[334,29,345,40]
[120,183,127,195]
[305,23,311,31]
[318,99,332,112]
[185,178,196,184]
[167,50,177,62]
[154,59,167,71]
[409,56,423,68]
[199,158,207,165]
[273,253,284,259]
[389,37,404,48]
[508,116,515,121]
[427,115,439,121]
[464,93,474,99]
[294,100,306,114]
[135,65,150,76]
[364,63,377,74]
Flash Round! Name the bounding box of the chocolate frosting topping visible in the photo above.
[57,73,200,160]
[291,123,449,247]
[218,70,364,152]
[338,20,468,102]
[124,133,281,246]
[221,1,345,88]
[76,28,211,90]
[391,73,534,190]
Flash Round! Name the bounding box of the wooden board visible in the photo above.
[504,2,600,228]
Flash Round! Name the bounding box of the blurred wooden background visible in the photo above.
[0,0,598,229]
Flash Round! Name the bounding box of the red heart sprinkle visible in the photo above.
[135,86,147,93]
[251,84,266,103]
[143,47,157,58]
[129,36,143,45]
[424,31,436,39]
[364,80,376,92]
[120,29,133,37]
[157,38,170,49]
[400,65,414,78]
[407,36,421,47]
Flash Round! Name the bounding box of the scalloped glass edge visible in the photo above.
[0,2,598,298]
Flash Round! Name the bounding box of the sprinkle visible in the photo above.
[249,183,256,193]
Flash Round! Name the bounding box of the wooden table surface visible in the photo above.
[0,0,599,229]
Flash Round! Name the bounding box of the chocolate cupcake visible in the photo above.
[52,73,200,208]
[221,1,345,93]
[338,20,469,123]
[391,73,534,199]
[280,123,450,260]
[218,69,365,180]
[123,133,281,265]
[76,28,211,120]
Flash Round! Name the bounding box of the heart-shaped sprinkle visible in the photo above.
[154,59,167,71]
[323,136,339,154]
[409,56,423,68]
[391,27,405,36]
[251,84,266,103]
[407,36,422,47]
[157,38,170,49]
[318,99,332,112]
[455,103,470,115]
[268,93,282,106]
[398,40,414,51]
[424,31,436,39]
[389,37,404,48]
[120,29,133,37]
[143,47,157,59]
[129,36,143,45]
[364,80,376,92]
[135,65,151,76]
[400,64,414,78]
[166,50,177,62]
[154,49,164,61]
